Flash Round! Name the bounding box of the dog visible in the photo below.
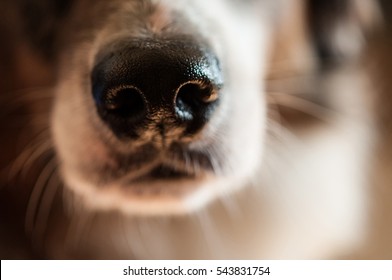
[0,0,384,259]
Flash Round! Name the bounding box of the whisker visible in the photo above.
[182,147,192,174]
[121,219,146,259]
[189,152,201,176]
[267,92,338,123]
[31,167,61,248]
[0,87,53,116]
[195,210,222,258]
[116,217,133,259]
[6,129,51,181]
[218,191,243,221]
[9,127,48,169]
[251,124,295,196]
[205,146,222,176]
[266,70,316,81]
[21,141,53,178]
[25,156,57,235]
[64,208,94,255]
[266,118,301,147]
[135,219,155,258]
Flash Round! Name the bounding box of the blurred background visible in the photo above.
[0,0,391,259]
[359,0,392,259]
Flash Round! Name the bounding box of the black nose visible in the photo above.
[91,38,223,139]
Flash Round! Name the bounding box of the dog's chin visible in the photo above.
[62,167,242,216]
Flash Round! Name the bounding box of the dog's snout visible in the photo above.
[92,38,223,138]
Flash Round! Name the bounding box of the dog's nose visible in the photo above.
[92,38,223,138]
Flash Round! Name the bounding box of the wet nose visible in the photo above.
[91,38,223,139]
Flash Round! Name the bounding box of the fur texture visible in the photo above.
[0,0,386,259]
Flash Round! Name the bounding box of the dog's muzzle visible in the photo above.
[91,37,223,140]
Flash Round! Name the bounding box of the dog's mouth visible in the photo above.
[63,148,222,215]
[117,145,216,191]
[118,162,202,198]
[134,164,195,182]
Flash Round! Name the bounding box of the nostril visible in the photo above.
[175,82,219,121]
[101,86,146,121]
[92,85,147,138]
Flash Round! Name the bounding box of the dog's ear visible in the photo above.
[307,0,381,66]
